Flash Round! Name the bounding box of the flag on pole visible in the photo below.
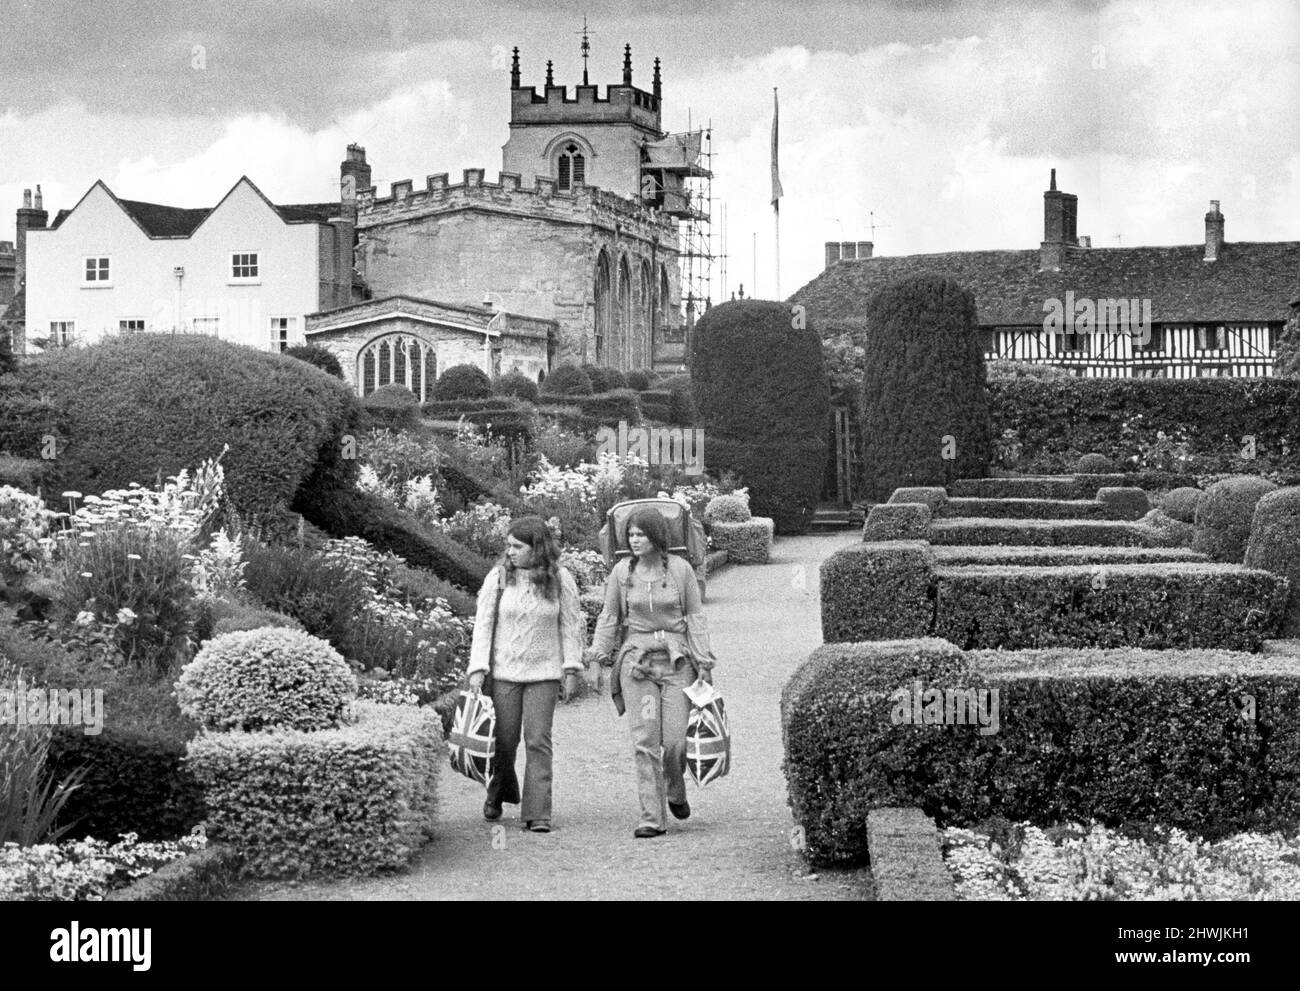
[771,87,783,208]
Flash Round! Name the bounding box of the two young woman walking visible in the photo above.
[466,508,718,838]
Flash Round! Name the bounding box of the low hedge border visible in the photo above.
[943,497,1134,521]
[782,639,1300,865]
[104,843,244,901]
[863,503,931,540]
[929,517,1161,547]
[708,518,773,564]
[950,473,1198,499]
[933,562,1287,651]
[930,545,1208,566]
[887,487,948,512]
[866,808,957,901]
[821,544,1284,650]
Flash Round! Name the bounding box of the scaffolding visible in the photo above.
[641,123,714,347]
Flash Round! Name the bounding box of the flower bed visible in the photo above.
[0,829,208,901]
[943,821,1300,900]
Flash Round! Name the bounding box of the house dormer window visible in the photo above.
[231,251,260,282]
[83,257,111,286]
[557,144,585,191]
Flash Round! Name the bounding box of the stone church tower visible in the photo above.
[353,42,688,372]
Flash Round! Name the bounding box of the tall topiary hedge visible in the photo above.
[283,343,344,379]
[1193,475,1278,563]
[691,300,829,534]
[1244,487,1300,636]
[858,275,992,500]
[10,334,361,524]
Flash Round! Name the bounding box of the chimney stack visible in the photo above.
[15,185,49,295]
[1040,168,1079,271]
[1204,200,1224,262]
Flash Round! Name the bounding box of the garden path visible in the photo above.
[230,532,871,901]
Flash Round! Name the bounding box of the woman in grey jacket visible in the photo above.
[467,516,587,833]
[589,507,717,838]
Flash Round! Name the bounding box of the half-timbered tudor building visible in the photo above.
[794,172,1300,378]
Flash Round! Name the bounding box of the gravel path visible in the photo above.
[230,532,870,901]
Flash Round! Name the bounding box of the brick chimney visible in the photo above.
[824,241,874,270]
[15,185,49,295]
[1204,200,1224,262]
[341,144,372,207]
[1040,168,1078,271]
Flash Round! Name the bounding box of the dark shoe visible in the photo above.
[669,800,691,820]
[483,802,502,821]
[634,825,667,838]
[525,820,552,833]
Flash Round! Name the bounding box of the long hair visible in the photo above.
[621,507,672,580]
[498,515,563,599]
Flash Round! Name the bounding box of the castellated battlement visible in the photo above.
[356,168,677,240]
[511,83,660,128]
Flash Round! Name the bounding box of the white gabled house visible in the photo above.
[21,177,356,353]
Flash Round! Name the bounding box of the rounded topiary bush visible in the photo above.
[362,384,420,430]
[1163,487,1203,524]
[175,628,357,732]
[10,333,361,525]
[495,369,540,403]
[580,364,609,393]
[284,343,344,379]
[542,363,594,397]
[1193,475,1279,563]
[1077,452,1116,474]
[857,275,992,501]
[626,370,653,392]
[692,300,829,534]
[704,493,751,524]
[600,367,627,390]
[1244,488,1300,636]
[435,363,493,402]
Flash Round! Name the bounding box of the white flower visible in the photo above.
[75,610,96,627]
[79,571,93,579]
[115,608,137,625]
[61,491,83,500]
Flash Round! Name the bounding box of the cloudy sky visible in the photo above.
[2,0,1296,298]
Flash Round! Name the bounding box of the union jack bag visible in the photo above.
[684,681,731,787]
[448,690,496,785]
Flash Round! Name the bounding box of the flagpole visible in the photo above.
[771,86,783,300]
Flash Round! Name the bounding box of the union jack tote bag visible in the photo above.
[685,691,731,786]
[448,690,497,784]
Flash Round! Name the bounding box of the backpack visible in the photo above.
[598,498,708,572]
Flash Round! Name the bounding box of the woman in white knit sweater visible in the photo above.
[466,516,587,832]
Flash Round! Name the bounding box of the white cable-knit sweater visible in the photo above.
[467,566,587,683]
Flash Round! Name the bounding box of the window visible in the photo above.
[1196,325,1227,351]
[358,334,438,403]
[557,144,585,191]
[980,328,997,356]
[1197,364,1231,378]
[119,319,146,334]
[1058,331,1089,354]
[231,252,260,281]
[191,316,221,337]
[49,321,75,346]
[1132,365,1167,379]
[1133,324,1165,352]
[83,257,110,285]
[270,317,295,352]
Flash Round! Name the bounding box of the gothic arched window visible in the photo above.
[616,256,632,370]
[557,144,585,191]
[594,251,611,363]
[357,333,438,403]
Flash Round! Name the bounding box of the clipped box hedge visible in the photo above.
[186,701,442,879]
[708,517,774,564]
[933,562,1287,651]
[944,497,1121,521]
[887,487,948,512]
[782,639,1300,865]
[931,545,1208,566]
[537,389,642,427]
[1097,486,1150,518]
[862,503,931,540]
[820,542,935,642]
[950,472,1198,500]
[929,517,1159,547]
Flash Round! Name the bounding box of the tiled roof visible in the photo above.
[791,241,1300,327]
[47,187,340,237]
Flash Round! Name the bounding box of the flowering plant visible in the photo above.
[0,485,55,584]
[0,828,207,901]
[432,501,513,558]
